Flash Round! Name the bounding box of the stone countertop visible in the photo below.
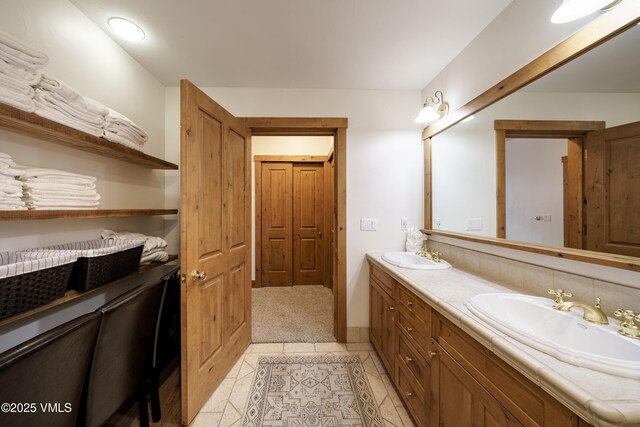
[366,252,640,427]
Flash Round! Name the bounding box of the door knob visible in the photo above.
[388,306,395,311]
[191,270,207,281]
[404,356,413,363]
[428,350,438,359]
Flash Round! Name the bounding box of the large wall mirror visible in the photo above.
[429,14,640,264]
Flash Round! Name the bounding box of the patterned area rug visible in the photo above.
[242,355,384,426]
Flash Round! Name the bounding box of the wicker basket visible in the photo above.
[0,252,77,320]
[26,240,145,291]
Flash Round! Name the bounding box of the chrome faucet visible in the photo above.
[556,297,609,325]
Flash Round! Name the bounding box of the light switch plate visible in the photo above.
[401,218,408,231]
[360,218,377,231]
[465,218,483,231]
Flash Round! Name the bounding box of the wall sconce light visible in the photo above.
[415,90,449,124]
[551,0,623,24]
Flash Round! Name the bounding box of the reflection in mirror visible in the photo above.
[431,24,640,258]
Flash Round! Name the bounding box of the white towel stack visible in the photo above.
[0,152,26,210]
[104,108,149,152]
[0,30,48,113]
[34,74,107,137]
[18,167,101,210]
[100,229,169,265]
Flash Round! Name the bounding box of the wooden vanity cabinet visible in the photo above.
[368,261,594,427]
[369,265,396,375]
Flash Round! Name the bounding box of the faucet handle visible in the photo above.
[614,309,640,339]
[548,289,573,305]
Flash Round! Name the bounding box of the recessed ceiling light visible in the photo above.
[461,115,475,123]
[108,17,145,42]
[550,0,621,24]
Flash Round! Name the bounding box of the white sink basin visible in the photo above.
[381,251,451,270]
[466,293,640,379]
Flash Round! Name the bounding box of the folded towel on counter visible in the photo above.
[18,167,97,182]
[0,84,35,113]
[100,230,168,254]
[0,59,40,86]
[33,89,104,137]
[103,132,144,151]
[0,30,48,70]
[140,251,169,265]
[37,75,108,117]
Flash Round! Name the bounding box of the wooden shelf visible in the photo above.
[0,255,179,327]
[0,209,178,221]
[0,103,178,170]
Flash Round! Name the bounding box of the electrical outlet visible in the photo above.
[401,218,408,231]
[360,218,377,231]
[435,218,442,229]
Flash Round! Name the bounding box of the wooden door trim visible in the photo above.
[254,160,262,287]
[495,120,603,240]
[244,117,349,342]
[254,155,329,162]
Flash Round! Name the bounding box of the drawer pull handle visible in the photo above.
[406,392,413,397]
[428,350,438,359]
[406,327,414,332]
[407,300,413,306]
[389,306,395,311]
[404,356,413,363]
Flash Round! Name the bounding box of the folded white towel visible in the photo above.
[17,167,97,182]
[38,90,105,126]
[0,59,40,86]
[0,30,48,70]
[0,152,10,159]
[105,108,148,141]
[0,73,34,97]
[140,251,169,265]
[0,204,27,210]
[28,206,98,211]
[0,157,16,167]
[25,191,100,202]
[0,198,25,206]
[103,131,145,151]
[101,229,168,253]
[23,183,97,194]
[25,200,100,208]
[0,85,35,113]
[0,190,22,198]
[104,127,146,147]
[37,75,108,117]
[0,167,25,177]
[0,184,22,194]
[0,175,19,185]
[34,90,104,137]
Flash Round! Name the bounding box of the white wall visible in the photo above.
[165,87,423,327]
[0,0,170,252]
[251,136,333,280]
[432,91,640,237]
[420,0,593,112]
[506,138,566,246]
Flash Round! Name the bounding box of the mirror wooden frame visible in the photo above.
[422,2,640,272]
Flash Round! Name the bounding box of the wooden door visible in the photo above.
[584,121,640,257]
[261,162,293,286]
[180,80,252,424]
[293,163,324,285]
[430,344,523,427]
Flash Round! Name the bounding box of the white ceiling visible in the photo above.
[70,0,512,90]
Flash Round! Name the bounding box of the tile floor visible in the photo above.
[191,342,416,427]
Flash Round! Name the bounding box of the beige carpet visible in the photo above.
[252,285,336,343]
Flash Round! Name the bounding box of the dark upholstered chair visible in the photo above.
[149,267,180,422]
[0,313,101,427]
[81,282,164,427]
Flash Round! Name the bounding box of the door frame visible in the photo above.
[494,120,605,247]
[254,155,331,289]
[243,117,348,342]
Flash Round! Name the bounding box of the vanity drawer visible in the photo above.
[396,360,427,427]
[398,284,430,324]
[396,331,428,396]
[434,314,581,427]
[370,264,395,297]
[397,309,428,355]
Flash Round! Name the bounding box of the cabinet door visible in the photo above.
[369,280,384,354]
[431,343,523,427]
[380,289,396,375]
